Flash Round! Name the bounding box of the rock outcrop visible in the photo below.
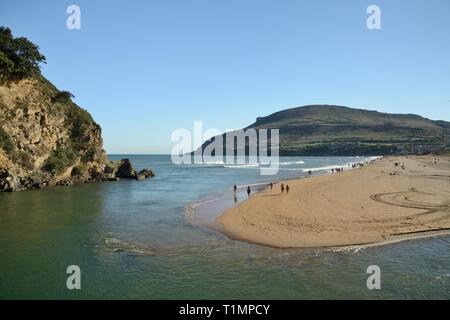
[116,159,136,179]
[136,168,154,180]
[115,159,154,181]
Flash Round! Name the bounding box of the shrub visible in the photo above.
[51,91,74,104]
[0,126,14,153]
[43,147,78,174]
[81,147,97,162]
[67,106,95,140]
[11,149,34,170]
[71,166,83,176]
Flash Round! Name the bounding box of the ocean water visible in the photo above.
[0,155,449,299]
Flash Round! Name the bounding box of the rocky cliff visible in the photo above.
[0,27,153,192]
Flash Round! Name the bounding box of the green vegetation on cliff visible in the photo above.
[43,147,78,174]
[0,26,46,81]
[0,126,13,153]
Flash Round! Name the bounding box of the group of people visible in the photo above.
[394,161,406,169]
[233,182,290,199]
[352,158,379,168]
[269,182,290,194]
[280,183,290,194]
[351,162,365,168]
[334,159,379,172]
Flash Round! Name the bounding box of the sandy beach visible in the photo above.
[218,156,450,248]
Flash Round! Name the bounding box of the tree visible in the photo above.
[0,26,46,80]
[52,90,75,104]
[0,51,14,75]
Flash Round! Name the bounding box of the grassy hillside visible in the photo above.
[201,105,450,156]
[249,105,450,155]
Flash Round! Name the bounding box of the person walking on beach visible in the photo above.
[270,182,273,191]
[281,183,285,193]
[247,186,251,198]
[233,184,237,193]
[286,184,290,194]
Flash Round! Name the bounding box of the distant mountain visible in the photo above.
[199,105,450,156]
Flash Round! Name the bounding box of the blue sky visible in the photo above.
[1,0,449,154]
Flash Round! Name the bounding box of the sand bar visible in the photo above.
[217,156,450,248]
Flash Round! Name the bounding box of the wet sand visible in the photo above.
[217,156,450,248]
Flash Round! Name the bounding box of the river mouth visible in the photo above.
[4,155,450,299]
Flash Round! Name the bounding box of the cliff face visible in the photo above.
[0,76,106,191]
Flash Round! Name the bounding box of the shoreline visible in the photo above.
[221,224,450,250]
[216,155,450,248]
[187,156,377,245]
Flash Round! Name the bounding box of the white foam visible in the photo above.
[223,164,259,168]
[301,165,342,172]
[275,160,305,165]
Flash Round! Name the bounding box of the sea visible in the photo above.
[0,155,449,299]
